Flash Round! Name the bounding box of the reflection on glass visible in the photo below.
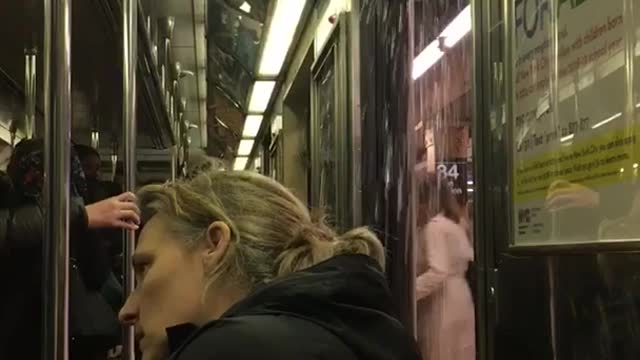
[317,59,336,219]
[511,0,640,245]
[207,45,254,109]
[208,0,263,74]
[413,1,475,359]
[416,183,475,360]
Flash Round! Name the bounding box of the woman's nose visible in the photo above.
[119,295,139,325]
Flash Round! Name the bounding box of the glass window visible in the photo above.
[510,0,640,246]
[412,1,476,359]
[317,59,337,217]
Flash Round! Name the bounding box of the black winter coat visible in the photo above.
[167,254,422,360]
[0,170,91,359]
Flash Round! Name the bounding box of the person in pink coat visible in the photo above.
[416,183,475,360]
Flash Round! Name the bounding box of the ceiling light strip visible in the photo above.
[248,81,276,113]
[258,0,306,76]
[412,5,471,80]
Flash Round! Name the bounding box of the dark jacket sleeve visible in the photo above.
[1,194,89,266]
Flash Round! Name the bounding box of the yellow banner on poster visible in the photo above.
[514,125,640,202]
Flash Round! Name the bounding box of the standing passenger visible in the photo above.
[0,138,140,360]
[416,183,475,360]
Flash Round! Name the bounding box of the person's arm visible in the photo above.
[415,220,449,300]
[3,193,138,255]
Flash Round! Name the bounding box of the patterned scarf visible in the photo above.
[6,138,87,200]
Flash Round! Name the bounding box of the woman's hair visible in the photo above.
[74,143,100,162]
[137,170,385,290]
[185,149,227,179]
[438,181,461,223]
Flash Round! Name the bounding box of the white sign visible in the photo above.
[511,0,640,245]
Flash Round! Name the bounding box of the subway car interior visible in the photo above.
[2,0,640,359]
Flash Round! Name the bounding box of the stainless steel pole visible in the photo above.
[122,0,137,359]
[42,0,72,359]
[170,93,176,181]
[24,50,36,138]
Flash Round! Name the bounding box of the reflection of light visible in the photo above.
[634,163,639,169]
[234,157,248,170]
[467,188,474,192]
[636,102,640,108]
[412,5,471,80]
[248,81,276,113]
[592,112,622,129]
[412,42,443,80]
[560,134,574,142]
[467,180,474,185]
[441,6,471,47]
[239,2,251,13]
[620,168,625,173]
[242,115,263,138]
[237,139,254,156]
[271,115,283,135]
[91,131,100,149]
[258,0,305,76]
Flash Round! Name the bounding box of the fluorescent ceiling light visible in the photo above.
[237,139,254,156]
[412,5,471,80]
[560,134,574,142]
[242,115,263,137]
[239,1,251,13]
[248,81,276,113]
[592,112,622,129]
[0,123,24,145]
[441,6,471,48]
[258,0,305,76]
[234,157,249,170]
[271,115,282,135]
[412,42,444,80]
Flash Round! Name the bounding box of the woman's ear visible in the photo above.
[203,221,231,266]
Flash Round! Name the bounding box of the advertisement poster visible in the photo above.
[512,0,640,245]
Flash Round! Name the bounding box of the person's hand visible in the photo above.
[86,192,140,230]
[545,180,600,211]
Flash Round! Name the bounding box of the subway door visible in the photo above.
[310,12,352,231]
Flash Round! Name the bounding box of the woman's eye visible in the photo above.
[133,263,149,276]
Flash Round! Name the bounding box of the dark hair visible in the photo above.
[7,138,87,199]
[74,143,100,161]
[439,182,460,223]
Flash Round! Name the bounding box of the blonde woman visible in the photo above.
[119,170,421,360]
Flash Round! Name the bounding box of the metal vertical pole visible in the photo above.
[42,0,72,359]
[122,0,137,359]
[170,93,177,181]
[24,50,37,138]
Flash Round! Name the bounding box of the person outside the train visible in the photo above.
[0,138,140,359]
[415,182,475,360]
[118,170,421,360]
